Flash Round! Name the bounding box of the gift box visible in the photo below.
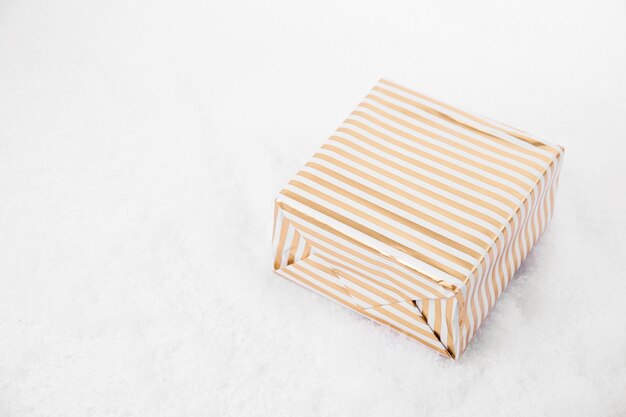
[271,79,564,359]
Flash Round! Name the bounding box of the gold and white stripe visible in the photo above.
[272,79,564,359]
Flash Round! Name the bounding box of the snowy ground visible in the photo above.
[1,0,625,415]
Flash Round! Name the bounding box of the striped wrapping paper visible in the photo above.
[272,79,564,359]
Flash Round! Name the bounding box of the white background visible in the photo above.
[1,0,625,415]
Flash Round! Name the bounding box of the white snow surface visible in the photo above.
[1,0,625,415]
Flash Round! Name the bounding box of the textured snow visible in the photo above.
[1,0,625,415]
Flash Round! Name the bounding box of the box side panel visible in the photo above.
[272,201,454,357]
[460,150,564,352]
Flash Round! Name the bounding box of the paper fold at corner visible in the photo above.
[273,202,462,358]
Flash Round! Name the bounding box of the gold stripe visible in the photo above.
[289,179,477,269]
[306,258,413,312]
[483,267,494,317]
[476,279,486,324]
[281,267,356,307]
[281,189,472,279]
[434,299,442,342]
[508,179,542,271]
[371,303,447,349]
[330,134,520,210]
[372,85,555,165]
[320,142,523,285]
[323,135,516,208]
[292,174,493,313]
[308,157,501,241]
[445,298,455,356]
[276,201,453,296]
[469,234,504,322]
[303,163,492,251]
[455,290,468,333]
[378,79,561,157]
[273,217,290,270]
[278,267,453,356]
[467,163,555,338]
[355,103,543,181]
[282,169,552,354]
[286,229,300,266]
[293,260,351,298]
[369,80,560,346]
[421,299,429,323]
[464,283,477,346]
[318,244,464,356]
[475,163,553,314]
[323,142,513,219]
[315,145,517,282]
[339,121,530,192]
[285,218,440,299]
[302,242,311,260]
[468,281,478,347]
[294,171,482,259]
[272,201,279,242]
[294,260,440,342]
[312,242,429,301]
[315,253,413,302]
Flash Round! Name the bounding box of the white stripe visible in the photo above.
[276,202,451,298]
[376,80,558,163]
